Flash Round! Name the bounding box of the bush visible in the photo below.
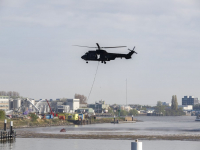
[29,113,38,122]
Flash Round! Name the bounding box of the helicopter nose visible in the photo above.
[81,55,85,59]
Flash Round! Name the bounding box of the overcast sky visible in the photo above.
[0,0,200,105]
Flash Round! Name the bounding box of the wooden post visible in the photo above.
[114,115,115,124]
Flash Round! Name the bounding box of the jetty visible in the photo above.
[0,119,16,141]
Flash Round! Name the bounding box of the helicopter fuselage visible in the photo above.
[81,49,133,63]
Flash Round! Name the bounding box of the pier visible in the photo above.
[0,119,16,141]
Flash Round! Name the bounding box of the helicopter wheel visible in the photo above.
[104,61,106,64]
[101,61,103,63]
[86,61,88,63]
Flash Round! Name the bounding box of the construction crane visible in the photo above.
[45,99,54,116]
[15,98,39,115]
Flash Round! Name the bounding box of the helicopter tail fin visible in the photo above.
[126,47,137,59]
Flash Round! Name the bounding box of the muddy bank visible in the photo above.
[16,130,200,141]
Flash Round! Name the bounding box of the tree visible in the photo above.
[157,101,162,107]
[108,107,114,114]
[120,110,128,116]
[155,101,165,114]
[128,109,138,116]
[171,95,178,110]
[74,93,87,104]
[0,91,20,99]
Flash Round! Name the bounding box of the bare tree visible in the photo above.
[0,91,7,96]
[0,91,20,98]
[74,93,87,104]
[7,91,13,97]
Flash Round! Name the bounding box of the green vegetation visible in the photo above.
[154,101,165,114]
[165,108,185,116]
[108,107,114,114]
[0,110,5,120]
[29,113,38,122]
[128,109,138,116]
[120,110,128,116]
[171,95,178,110]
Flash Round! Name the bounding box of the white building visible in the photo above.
[0,96,9,111]
[178,105,193,111]
[67,99,80,112]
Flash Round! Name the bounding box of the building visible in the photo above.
[178,105,193,111]
[0,96,9,111]
[88,100,109,113]
[66,99,80,112]
[182,96,199,106]
[57,105,70,113]
[121,105,132,111]
[162,102,171,107]
[76,108,94,114]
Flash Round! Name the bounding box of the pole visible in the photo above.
[126,79,127,106]
[114,115,115,124]
[132,115,133,121]
[4,119,7,131]
[10,121,13,135]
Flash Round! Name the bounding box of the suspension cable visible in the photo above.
[87,61,100,102]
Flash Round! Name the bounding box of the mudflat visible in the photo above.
[16,130,200,141]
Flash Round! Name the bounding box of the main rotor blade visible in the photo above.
[101,46,126,48]
[73,45,97,48]
[96,43,100,49]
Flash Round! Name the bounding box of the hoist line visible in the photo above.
[87,61,100,102]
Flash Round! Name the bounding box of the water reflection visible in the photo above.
[0,139,15,150]
[1,138,200,150]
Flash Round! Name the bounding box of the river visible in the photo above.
[17,116,200,136]
[1,116,200,150]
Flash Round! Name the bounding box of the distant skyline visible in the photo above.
[0,0,200,105]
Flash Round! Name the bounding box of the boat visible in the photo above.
[195,115,200,121]
[60,128,66,132]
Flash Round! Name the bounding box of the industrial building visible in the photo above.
[57,105,70,113]
[66,99,80,113]
[88,100,109,113]
[76,108,94,114]
[182,96,199,106]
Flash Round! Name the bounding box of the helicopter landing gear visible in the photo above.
[104,61,106,64]
[101,61,103,63]
[86,61,88,63]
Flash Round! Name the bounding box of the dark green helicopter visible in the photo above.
[75,43,137,64]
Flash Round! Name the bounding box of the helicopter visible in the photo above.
[75,43,137,64]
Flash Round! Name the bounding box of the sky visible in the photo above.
[0,0,200,105]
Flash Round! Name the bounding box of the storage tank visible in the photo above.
[9,100,13,110]
[13,99,21,110]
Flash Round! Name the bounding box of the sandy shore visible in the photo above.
[16,130,200,141]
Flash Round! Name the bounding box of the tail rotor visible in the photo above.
[128,46,137,54]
